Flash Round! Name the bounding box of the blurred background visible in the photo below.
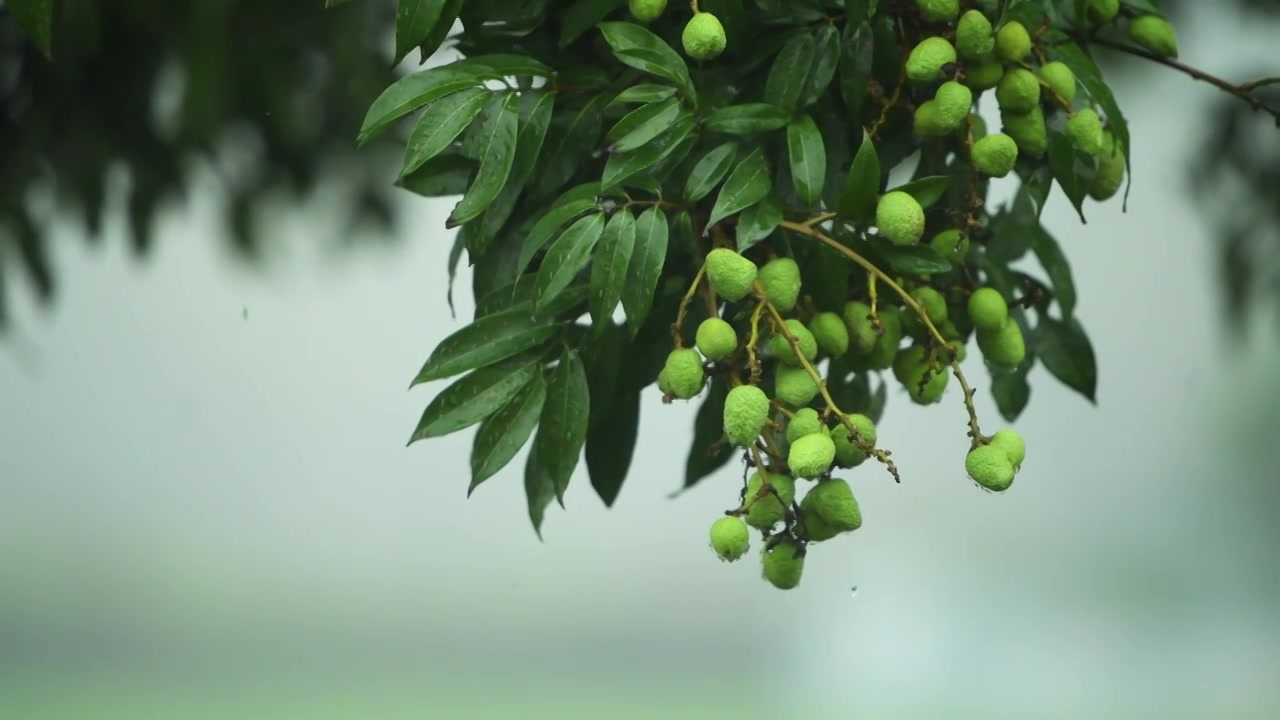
[3,1,1280,718]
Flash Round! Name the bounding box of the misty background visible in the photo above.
[3,2,1280,718]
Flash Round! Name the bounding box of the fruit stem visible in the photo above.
[672,263,708,347]
[745,299,767,384]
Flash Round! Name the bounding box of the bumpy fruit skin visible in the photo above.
[1038,61,1077,104]
[976,319,1026,368]
[915,0,958,22]
[1089,132,1125,201]
[930,229,970,266]
[762,540,805,590]
[799,511,841,542]
[963,60,1004,91]
[832,413,877,467]
[996,68,1041,114]
[695,317,738,361]
[1002,106,1047,158]
[788,432,836,479]
[965,444,1015,491]
[705,248,757,301]
[682,12,727,61]
[628,0,667,23]
[745,471,796,530]
[785,408,824,443]
[911,286,948,325]
[767,318,818,365]
[905,361,949,405]
[757,256,801,312]
[657,368,674,396]
[913,100,948,139]
[1067,108,1105,156]
[988,429,1026,469]
[967,287,1009,331]
[775,364,820,407]
[892,344,928,384]
[971,133,1019,178]
[709,516,749,562]
[663,348,705,399]
[934,81,973,130]
[905,36,957,83]
[810,312,850,357]
[995,21,1031,62]
[866,305,903,369]
[842,301,878,355]
[803,478,862,532]
[723,384,770,447]
[1089,0,1120,23]
[956,10,994,60]
[875,191,925,246]
[1127,15,1177,58]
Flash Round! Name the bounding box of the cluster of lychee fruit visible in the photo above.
[628,0,727,61]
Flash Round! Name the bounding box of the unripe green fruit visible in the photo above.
[757,256,802,312]
[1089,132,1126,201]
[996,68,1041,114]
[976,318,1026,368]
[775,364,820,407]
[905,360,949,405]
[802,478,862,532]
[705,248,757,301]
[745,471,795,530]
[662,348,705,399]
[967,287,1009,331]
[628,0,667,23]
[995,21,1031,62]
[905,36,957,83]
[934,81,973,130]
[657,368,674,396]
[832,413,877,468]
[963,60,1004,91]
[875,191,925,246]
[1089,0,1120,23]
[971,132,1019,178]
[965,444,1015,491]
[785,408,825,443]
[767,318,818,365]
[1067,108,1105,156]
[1127,15,1178,58]
[866,305,903,369]
[913,100,949,139]
[799,510,841,542]
[969,112,989,140]
[810,312,850,357]
[682,12,727,61]
[709,516,749,561]
[930,229,971,266]
[988,429,1026,469]
[695,317,737,361]
[915,0,958,22]
[911,286,948,325]
[956,10,995,60]
[1038,61,1077,104]
[1002,105,1047,158]
[788,431,836,479]
[761,540,804,590]
[723,384,770,447]
[842,301,878,355]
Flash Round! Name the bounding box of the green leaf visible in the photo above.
[800,24,840,109]
[838,22,874,120]
[534,213,607,313]
[1047,42,1131,206]
[598,22,697,102]
[396,155,474,197]
[358,65,486,145]
[7,0,52,59]
[523,441,557,539]
[610,84,678,106]
[707,147,772,228]
[1031,228,1077,319]
[477,92,557,247]
[534,94,609,195]
[991,364,1032,422]
[415,0,462,60]
[682,377,733,490]
[736,197,782,252]
[409,353,544,442]
[514,185,602,278]
[399,88,491,177]
[560,0,624,48]
[702,104,791,135]
[585,390,640,507]
[395,0,450,65]
[683,142,739,202]
[1036,316,1097,403]
[600,114,695,191]
[412,307,562,385]
[1046,123,1096,223]
[589,209,637,325]
[765,32,817,113]
[786,115,827,206]
[607,98,682,153]
[535,349,591,504]
[469,372,548,494]
[450,92,521,225]
[838,129,881,222]
[325,0,355,7]
[621,206,669,338]
[890,175,952,209]
[876,244,952,275]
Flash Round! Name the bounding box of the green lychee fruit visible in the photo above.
[971,132,1019,178]
[695,317,738,361]
[766,318,818,365]
[832,413,877,468]
[802,477,862,532]
[1089,132,1126,201]
[988,429,1026,469]
[744,471,796,530]
[892,344,928,384]
[799,510,841,542]
[976,318,1026,368]
[875,191,925,246]
[1089,0,1120,23]
[761,540,804,590]
[662,348,705,399]
[930,229,971,266]
[723,384,770,447]
[911,286,948,325]
[866,305,903,369]
[995,21,1031,62]
[968,112,989,141]
[657,368,674,396]
[785,407,825,443]
[628,0,667,23]
[956,10,995,60]
[1127,14,1177,58]
[842,301,878,355]
[905,36,957,83]
[967,287,1009,331]
[757,256,802,311]
[1038,61,1077,104]
[915,0,959,22]
[810,311,850,357]
[775,364,820,407]
[913,100,949,139]
[963,60,1004,90]
[1067,108,1105,156]
[934,81,974,130]
[905,360,950,405]
[705,248,757,301]
[996,67,1041,114]
[788,431,836,479]
[1002,105,1047,158]
[682,12,727,61]
[709,516,749,561]
[965,444,1015,491]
